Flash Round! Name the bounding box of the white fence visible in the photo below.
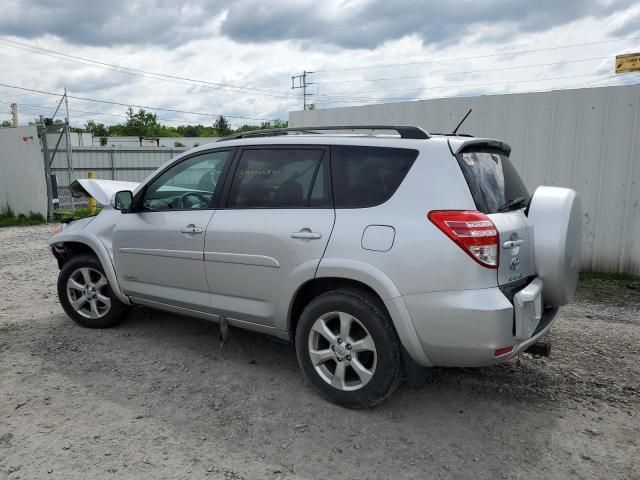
[290,85,640,275]
[0,126,48,216]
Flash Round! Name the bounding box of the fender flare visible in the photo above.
[315,259,431,367]
[48,232,131,305]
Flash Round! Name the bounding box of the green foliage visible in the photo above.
[1,120,12,128]
[577,271,640,303]
[85,120,109,137]
[0,205,46,227]
[234,119,288,133]
[55,207,103,222]
[174,141,186,147]
[213,115,232,137]
[79,108,288,140]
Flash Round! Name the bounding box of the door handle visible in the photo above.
[503,239,524,249]
[180,225,203,234]
[291,229,322,240]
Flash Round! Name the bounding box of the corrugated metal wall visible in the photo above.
[289,85,640,275]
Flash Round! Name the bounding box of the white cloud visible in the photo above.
[0,0,638,128]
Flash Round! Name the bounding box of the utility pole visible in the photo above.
[291,71,314,110]
[10,103,18,127]
[63,88,75,211]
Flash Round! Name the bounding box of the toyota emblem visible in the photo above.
[510,257,520,271]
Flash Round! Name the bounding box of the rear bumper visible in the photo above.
[399,283,558,367]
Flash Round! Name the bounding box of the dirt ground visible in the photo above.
[0,224,638,480]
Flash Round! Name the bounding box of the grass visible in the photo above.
[0,205,46,227]
[577,271,640,303]
[55,207,102,222]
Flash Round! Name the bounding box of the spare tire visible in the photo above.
[527,186,582,306]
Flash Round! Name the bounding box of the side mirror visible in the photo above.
[111,190,133,212]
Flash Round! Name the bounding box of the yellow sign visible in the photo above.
[615,53,640,74]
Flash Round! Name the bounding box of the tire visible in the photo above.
[295,288,402,409]
[57,254,128,328]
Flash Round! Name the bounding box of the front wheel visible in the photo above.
[295,289,402,408]
[57,254,128,328]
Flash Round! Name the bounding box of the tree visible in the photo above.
[1,120,12,128]
[85,120,109,137]
[122,107,160,137]
[213,115,232,137]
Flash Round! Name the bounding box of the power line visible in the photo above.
[313,72,637,105]
[0,98,251,128]
[315,74,638,108]
[0,82,277,121]
[310,72,609,103]
[312,36,640,73]
[0,37,299,100]
[315,56,612,86]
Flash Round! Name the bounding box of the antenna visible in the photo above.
[452,109,472,135]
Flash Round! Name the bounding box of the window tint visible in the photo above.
[455,149,530,214]
[142,150,230,210]
[227,149,327,208]
[332,146,418,208]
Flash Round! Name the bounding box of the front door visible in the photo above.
[113,149,233,311]
[205,146,335,329]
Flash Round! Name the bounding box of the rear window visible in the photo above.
[332,146,418,208]
[455,149,530,214]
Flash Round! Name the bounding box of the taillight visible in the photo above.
[428,210,499,269]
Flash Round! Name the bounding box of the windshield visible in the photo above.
[455,148,530,214]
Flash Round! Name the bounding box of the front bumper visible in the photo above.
[401,280,558,367]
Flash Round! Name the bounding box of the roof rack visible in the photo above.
[217,125,430,141]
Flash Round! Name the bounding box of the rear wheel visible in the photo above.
[295,289,402,408]
[57,254,128,328]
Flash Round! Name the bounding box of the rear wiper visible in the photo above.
[497,196,528,212]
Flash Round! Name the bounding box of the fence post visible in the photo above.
[39,116,53,223]
[87,171,96,214]
[110,147,116,180]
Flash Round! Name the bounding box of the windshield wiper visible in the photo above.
[497,196,528,212]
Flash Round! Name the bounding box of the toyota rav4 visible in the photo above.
[49,125,582,408]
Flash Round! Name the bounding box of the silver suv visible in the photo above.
[49,125,582,408]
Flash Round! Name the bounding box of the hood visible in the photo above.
[68,179,140,205]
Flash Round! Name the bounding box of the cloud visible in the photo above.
[221,0,636,49]
[0,0,225,47]
[607,3,640,36]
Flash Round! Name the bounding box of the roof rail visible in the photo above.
[217,125,430,141]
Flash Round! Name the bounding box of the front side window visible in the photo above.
[142,150,231,211]
[227,148,327,208]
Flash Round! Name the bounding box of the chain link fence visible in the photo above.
[46,146,187,212]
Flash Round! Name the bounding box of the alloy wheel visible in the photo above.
[66,267,111,319]
[308,311,377,391]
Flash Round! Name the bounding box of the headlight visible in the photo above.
[50,224,64,237]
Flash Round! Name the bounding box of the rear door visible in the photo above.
[204,146,334,329]
[454,147,535,286]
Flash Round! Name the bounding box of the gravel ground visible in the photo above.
[0,224,638,480]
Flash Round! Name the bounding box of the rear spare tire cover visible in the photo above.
[527,186,582,306]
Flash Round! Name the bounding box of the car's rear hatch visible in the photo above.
[449,139,535,289]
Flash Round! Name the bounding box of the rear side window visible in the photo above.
[332,146,418,208]
[227,148,328,208]
[455,149,530,214]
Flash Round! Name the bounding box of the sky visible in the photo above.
[0,0,639,128]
